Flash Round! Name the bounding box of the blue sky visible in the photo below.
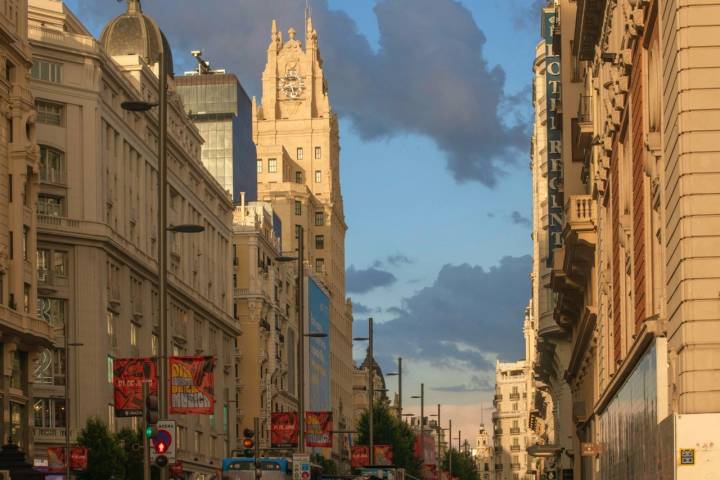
[66,0,542,440]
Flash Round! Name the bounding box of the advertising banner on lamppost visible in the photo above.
[414,434,437,465]
[169,356,216,414]
[112,357,157,417]
[305,411,332,447]
[374,445,394,466]
[47,447,88,472]
[271,412,299,448]
[307,277,330,411]
[351,446,370,468]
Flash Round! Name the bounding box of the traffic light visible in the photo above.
[145,393,159,440]
[242,427,255,457]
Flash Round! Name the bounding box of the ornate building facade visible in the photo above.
[0,0,54,453]
[253,17,353,463]
[530,0,720,478]
[28,0,238,474]
[232,200,298,450]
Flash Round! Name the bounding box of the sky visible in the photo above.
[64,0,544,447]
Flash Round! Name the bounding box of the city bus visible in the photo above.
[222,457,322,480]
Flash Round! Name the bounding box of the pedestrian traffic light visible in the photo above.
[145,393,159,440]
[242,428,255,457]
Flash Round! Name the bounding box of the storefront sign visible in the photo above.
[543,7,564,266]
[351,446,370,468]
[169,356,216,414]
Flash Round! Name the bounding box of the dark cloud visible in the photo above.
[510,211,531,226]
[386,254,413,267]
[385,306,407,316]
[72,0,527,186]
[352,303,375,315]
[505,0,547,30]
[365,256,531,372]
[432,375,493,393]
[346,265,397,294]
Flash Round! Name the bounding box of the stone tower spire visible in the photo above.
[127,0,141,13]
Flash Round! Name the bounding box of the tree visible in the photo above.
[311,453,338,475]
[356,402,421,476]
[441,449,479,480]
[76,418,124,480]
[116,428,144,480]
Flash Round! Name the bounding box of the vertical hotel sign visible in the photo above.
[543,7,564,266]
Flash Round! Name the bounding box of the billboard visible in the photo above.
[414,434,437,465]
[542,7,564,266]
[307,277,330,411]
[271,412,299,448]
[169,356,216,414]
[305,411,333,448]
[112,358,157,417]
[374,445,394,466]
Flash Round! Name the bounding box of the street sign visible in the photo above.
[293,453,311,480]
[151,420,177,464]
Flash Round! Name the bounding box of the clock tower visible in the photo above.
[253,16,352,462]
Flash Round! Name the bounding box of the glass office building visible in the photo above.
[176,72,257,202]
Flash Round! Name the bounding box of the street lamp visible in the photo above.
[411,383,425,465]
[121,48,203,480]
[354,317,374,464]
[386,357,402,420]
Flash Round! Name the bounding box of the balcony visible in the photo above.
[572,95,593,161]
[33,427,67,443]
[494,464,503,471]
[494,394,502,402]
[551,195,597,329]
[509,393,520,400]
[574,0,608,61]
[511,445,521,452]
[511,463,521,470]
[510,427,521,435]
[0,305,53,345]
[494,446,502,454]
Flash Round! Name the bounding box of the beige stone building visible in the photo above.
[0,0,54,453]
[351,351,388,427]
[253,17,353,463]
[529,0,720,478]
[492,360,535,480]
[471,425,493,480]
[27,0,238,474]
[232,200,298,450]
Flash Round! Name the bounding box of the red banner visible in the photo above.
[170,356,216,414]
[47,447,88,472]
[113,358,157,417]
[305,411,332,447]
[414,434,437,465]
[271,412,299,447]
[170,460,184,478]
[374,445,394,466]
[351,445,370,468]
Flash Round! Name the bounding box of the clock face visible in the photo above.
[280,69,305,99]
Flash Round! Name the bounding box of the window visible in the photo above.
[130,323,137,347]
[38,297,66,326]
[268,158,277,173]
[295,200,302,216]
[152,334,159,356]
[512,402,518,411]
[39,146,66,184]
[9,402,25,447]
[23,283,30,313]
[295,225,302,240]
[31,59,62,83]
[315,235,324,250]
[38,195,65,217]
[107,356,114,384]
[10,351,25,389]
[33,398,66,428]
[8,174,12,202]
[314,211,324,226]
[36,100,64,126]
[108,404,115,432]
[314,170,321,183]
[256,159,262,173]
[53,251,68,277]
[295,171,303,183]
[314,146,321,159]
[33,348,66,386]
[22,225,28,260]
[5,60,14,81]
[315,258,324,273]
[297,147,304,160]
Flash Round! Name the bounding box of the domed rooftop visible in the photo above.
[100,0,174,77]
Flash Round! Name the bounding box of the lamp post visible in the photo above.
[122,50,204,480]
[64,333,82,480]
[353,317,374,464]
[411,383,425,465]
[386,357,402,420]
[448,419,452,480]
